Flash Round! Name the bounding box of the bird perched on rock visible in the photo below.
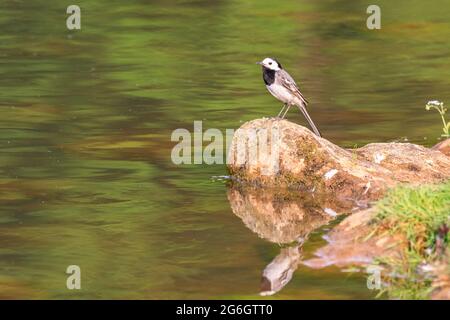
[256,57,321,137]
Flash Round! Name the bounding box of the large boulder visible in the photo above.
[227,118,450,201]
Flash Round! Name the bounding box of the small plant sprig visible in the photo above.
[425,100,450,138]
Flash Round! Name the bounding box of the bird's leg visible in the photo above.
[277,104,287,118]
[281,104,291,119]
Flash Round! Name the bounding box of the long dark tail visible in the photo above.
[296,103,322,137]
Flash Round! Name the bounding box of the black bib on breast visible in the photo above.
[262,68,275,85]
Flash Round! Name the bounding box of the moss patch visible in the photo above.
[372,181,450,299]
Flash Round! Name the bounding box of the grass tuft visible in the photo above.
[372,181,450,299]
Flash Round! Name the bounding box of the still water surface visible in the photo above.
[1,0,450,298]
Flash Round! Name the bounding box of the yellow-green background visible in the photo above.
[0,0,449,299]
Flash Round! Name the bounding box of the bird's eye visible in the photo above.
[269,62,272,65]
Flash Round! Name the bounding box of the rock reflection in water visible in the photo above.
[227,185,352,295]
[260,246,303,296]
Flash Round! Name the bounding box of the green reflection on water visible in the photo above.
[0,0,449,299]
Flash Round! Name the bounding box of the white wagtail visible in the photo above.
[256,57,321,137]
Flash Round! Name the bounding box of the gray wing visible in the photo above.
[278,69,309,105]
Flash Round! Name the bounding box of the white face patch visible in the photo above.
[261,57,281,71]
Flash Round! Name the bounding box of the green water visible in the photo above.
[0,0,449,299]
